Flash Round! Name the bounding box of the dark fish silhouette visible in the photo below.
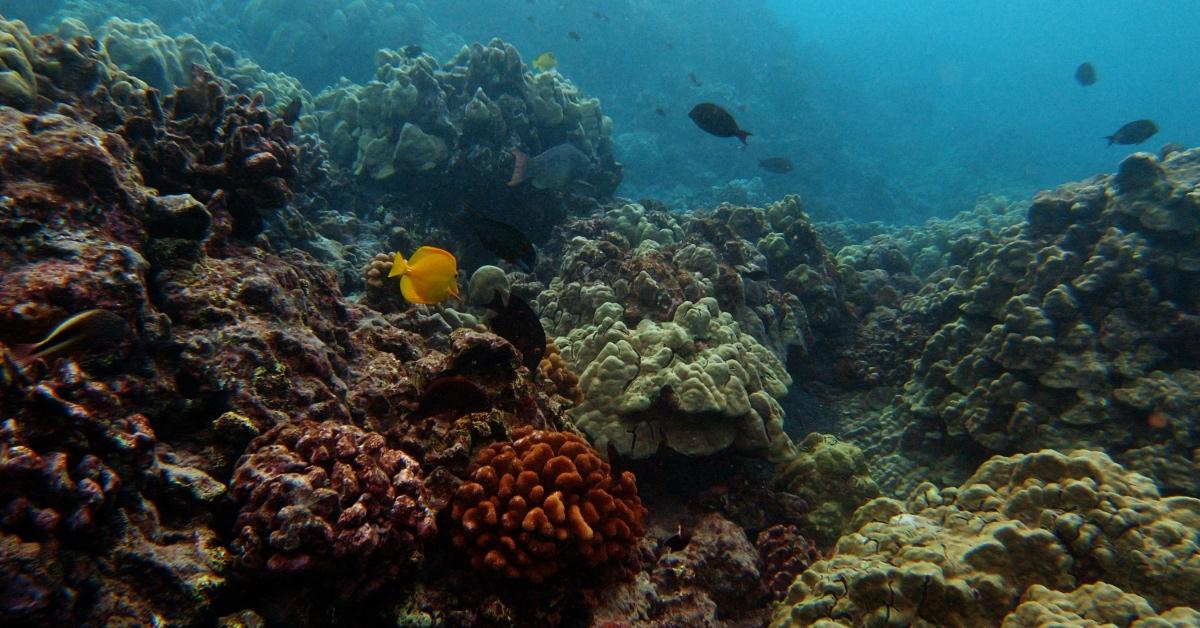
[280,97,302,124]
[507,143,592,190]
[484,293,546,372]
[13,309,126,366]
[687,72,702,87]
[1075,62,1097,86]
[655,107,666,117]
[568,31,582,41]
[759,157,793,173]
[461,202,537,271]
[1106,119,1158,146]
[592,11,610,22]
[688,103,751,144]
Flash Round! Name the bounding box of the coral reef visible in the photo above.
[559,298,796,461]
[229,420,435,594]
[771,449,1200,626]
[903,150,1200,493]
[1003,583,1200,627]
[310,40,620,208]
[449,427,646,582]
[772,433,881,546]
[756,524,824,601]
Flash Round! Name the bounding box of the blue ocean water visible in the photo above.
[5,0,1196,223]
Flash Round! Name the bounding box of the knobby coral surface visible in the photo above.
[229,420,436,594]
[449,427,646,582]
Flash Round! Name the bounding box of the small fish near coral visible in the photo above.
[689,103,751,145]
[389,246,461,305]
[532,51,558,72]
[507,143,593,190]
[1075,62,1097,86]
[11,308,127,366]
[461,202,537,271]
[759,157,794,173]
[482,292,546,372]
[1106,119,1158,146]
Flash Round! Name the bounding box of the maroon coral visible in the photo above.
[756,523,824,600]
[449,427,647,582]
[229,420,435,592]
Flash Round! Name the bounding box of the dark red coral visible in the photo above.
[449,427,646,582]
[756,523,824,601]
[121,66,299,239]
[229,420,436,594]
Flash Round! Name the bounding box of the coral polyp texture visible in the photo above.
[559,297,796,461]
[449,427,647,582]
[771,449,1200,626]
[229,420,436,591]
[903,150,1200,493]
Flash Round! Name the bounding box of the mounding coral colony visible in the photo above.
[0,9,1197,628]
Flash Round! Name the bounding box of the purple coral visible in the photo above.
[756,523,824,601]
[229,420,435,594]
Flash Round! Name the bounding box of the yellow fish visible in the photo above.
[389,246,461,305]
[532,51,558,72]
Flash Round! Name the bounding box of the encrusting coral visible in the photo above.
[771,448,1200,626]
[772,433,881,546]
[229,420,436,594]
[449,427,646,582]
[559,297,795,461]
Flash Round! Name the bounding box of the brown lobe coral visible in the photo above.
[449,427,646,582]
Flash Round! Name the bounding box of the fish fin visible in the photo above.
[737,130,751,145]
[507,149,529,186]
[400,276,433,304]
[388,251,409,278]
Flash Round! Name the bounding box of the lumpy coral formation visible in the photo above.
[229,420,435,592]
[449,427,646,582]
[559,297,795,460]
[771,449,1200,626]
[773,433,881,546]
[901,150,1200,492]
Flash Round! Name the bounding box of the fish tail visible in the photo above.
[388,251,409,278]
[737,130,751,145]
[507,149,529,186]
[1105,136,1115,147]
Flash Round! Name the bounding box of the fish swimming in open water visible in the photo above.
[1106,119,1157,146]
[532,51,558,72]
[688,103,751,144]
[12,308,127,366]
[507,144,592,190]
[461,202,537,271]
[1074,62,1097,86]
[389,246,460,304]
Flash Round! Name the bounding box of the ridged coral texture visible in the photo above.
[450,427,646,582]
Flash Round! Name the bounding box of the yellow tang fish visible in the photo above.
[532,51,558,72]
[389,246,461,305]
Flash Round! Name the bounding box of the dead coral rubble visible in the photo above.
[449,427,646,582]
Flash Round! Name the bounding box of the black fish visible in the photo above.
[280,97,302,124]
[1075,62,1097,86]
[568,31,581,41]
[688,103,751,144]
[759,157,793,173]
[484,293,546,372]
[655,107,666,117]
[1106,119,1158,146]
[461,202,537,271]
[687,72,702,87]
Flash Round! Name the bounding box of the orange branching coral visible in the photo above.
[450,427,646,582]
[538,341,584,406]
